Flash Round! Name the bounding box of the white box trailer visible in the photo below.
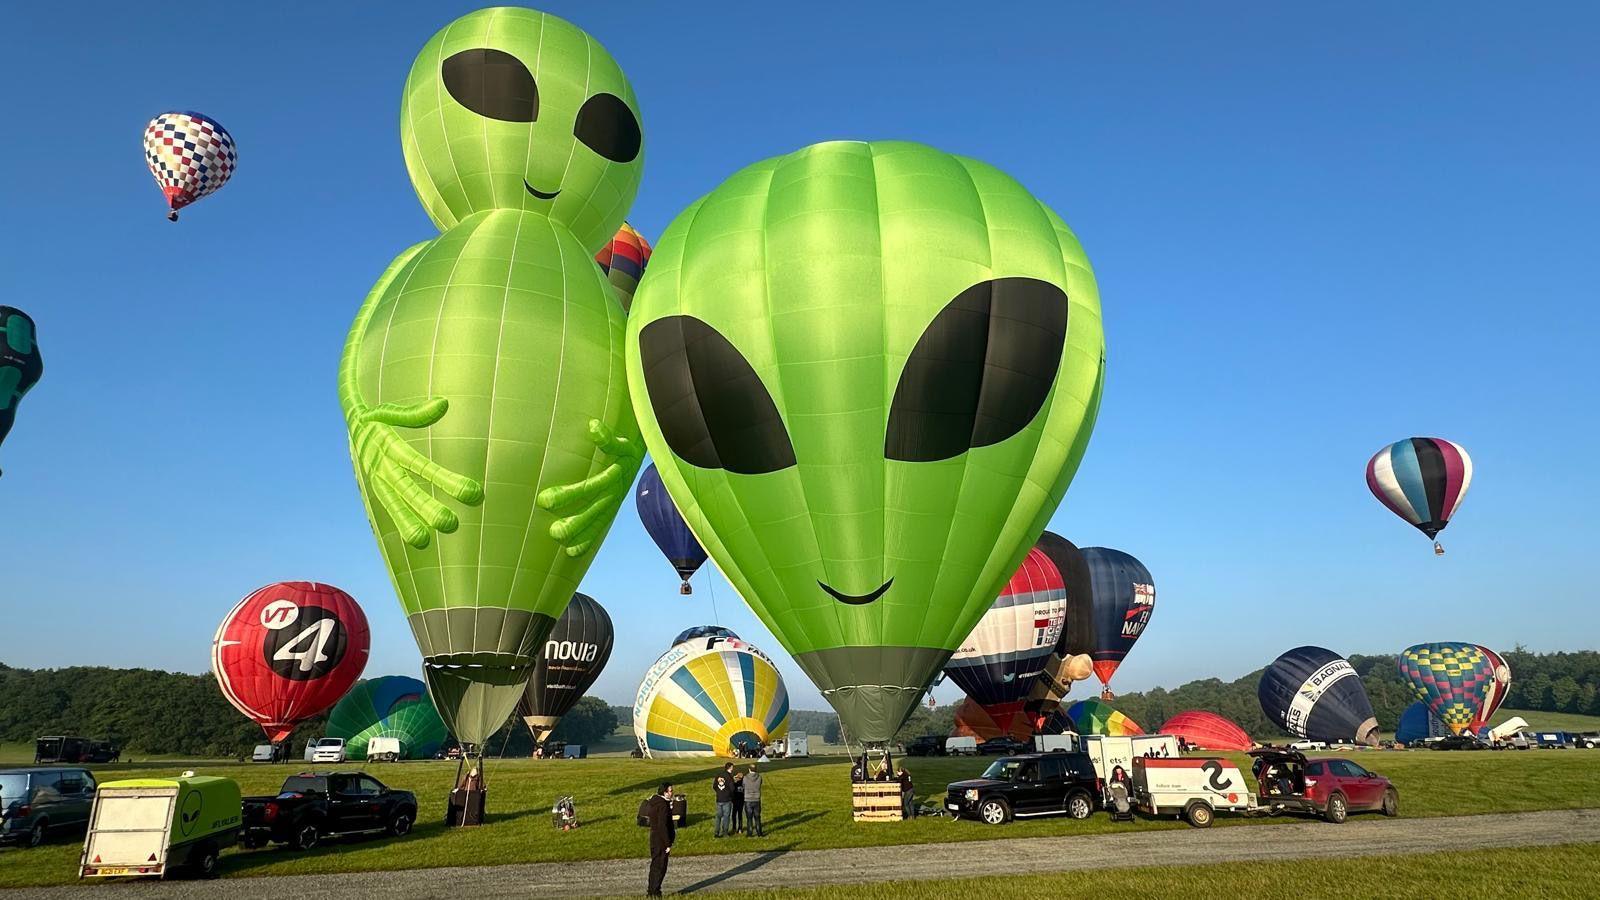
[785,732,810,758]
[1080,734,1182,781]
[945,736,978,756]
[365,736,402,761]
[1033,733,1080,753]
[80,775,241,879]
[1132,756,1253,827]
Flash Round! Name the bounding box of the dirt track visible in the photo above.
[10,808,1598,898]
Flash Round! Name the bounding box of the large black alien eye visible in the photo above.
[885,278,1068,462]
[442,48,539,122]
[574,93,641,163]
[639,316,795,475]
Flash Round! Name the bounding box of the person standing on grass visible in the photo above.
[898,765,914,820]
[713,762,735,837]
[732,767,745,834]
[645,782,675,897]
[742,764,764,836]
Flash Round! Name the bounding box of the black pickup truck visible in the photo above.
[241,772,416,850]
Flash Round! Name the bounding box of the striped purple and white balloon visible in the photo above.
[1366,437,1472,552]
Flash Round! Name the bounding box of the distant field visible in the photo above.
[3,747,1598,888]
[1489,708,1600,733]
[702,842,1600,900]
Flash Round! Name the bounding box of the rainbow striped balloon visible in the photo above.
[634,633,789,758]
[1366,437,1472,550]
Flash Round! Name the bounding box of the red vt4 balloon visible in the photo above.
[211,582,370,742]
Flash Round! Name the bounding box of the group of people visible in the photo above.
[713,761,765,837]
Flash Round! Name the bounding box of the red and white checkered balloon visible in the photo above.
[144,111,237,221]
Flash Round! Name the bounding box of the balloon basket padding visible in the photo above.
[447,787,486,827]
[851,782,904,822]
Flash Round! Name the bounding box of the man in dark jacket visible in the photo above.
[897,766,915,820]
[644,782,675,897]
[713,762,736,837]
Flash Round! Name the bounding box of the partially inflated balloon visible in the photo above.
[0,307,42,478]
[627,140,1105,743]
[143,112,236,221]
[1023,533,1096,716]
[634,633,789,757]
[596,223,652,312]
[944,543,1066,707]
[1366,437,1472,552]
[1066,547,1155,691]
[1159,710,1252,751]
[637,463,708,594]
[1473,645,1512,731]
[211,582,370,743]
[951,696,1032,743]
[326,676,448,760]
[1395,700,1448,745]
[517,593,614,743]
[1398,642,1498,735]
[1259,646,1378,746]
[1058,698,1142,736]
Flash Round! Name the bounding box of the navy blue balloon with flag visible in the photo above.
[637,462,708,594]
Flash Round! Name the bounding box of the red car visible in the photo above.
[1249,748,1398,823]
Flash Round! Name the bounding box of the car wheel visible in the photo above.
[189,841,219,878]
[1324,792,1348,824]
[292,823,320,851]
[25,821,47,848]
[1185,801,1214,828]
[979,798,1011,825]
[1066,793,1093,820]
[388,810,414,836]
[1382,789,1399,817]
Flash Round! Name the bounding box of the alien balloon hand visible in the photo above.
[537,419,643,557]
[348,397,484,549]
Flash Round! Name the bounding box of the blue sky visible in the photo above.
[2,1,1596,711]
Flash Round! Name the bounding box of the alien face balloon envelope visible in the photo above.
[626,141,1106,743]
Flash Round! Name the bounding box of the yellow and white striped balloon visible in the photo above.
[634,633,789,758]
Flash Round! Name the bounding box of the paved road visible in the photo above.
[12,808,1598,898]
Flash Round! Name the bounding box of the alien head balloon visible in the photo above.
[626,141,1106,743]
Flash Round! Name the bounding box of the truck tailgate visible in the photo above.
[81,787,177,877]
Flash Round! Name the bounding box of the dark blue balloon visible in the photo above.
[1395,700,1448,745]
[637,462,708,594]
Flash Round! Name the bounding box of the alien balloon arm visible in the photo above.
[339,242,484,550]
[536,418,643,557]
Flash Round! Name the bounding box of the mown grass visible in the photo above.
[696,842,1600,900]
[3,749,1597,888]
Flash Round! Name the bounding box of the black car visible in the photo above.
[976,737,1029,756]
[241,772,417,850]
[945,752,1100,825]
[905,735,946,757]
[1430,734,1486,751]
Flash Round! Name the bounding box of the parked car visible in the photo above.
[252,744,291,763]
[1430,734,1487,751]
[977,737,1030,756]
[1,767,97,847]
[33,737,119,765]
[308,737,346,764]
[945,752,1101,825]
[1249,748,1397,823]
[241,772,416,850]
[1574,732,1600,750]
[906,735,946,757]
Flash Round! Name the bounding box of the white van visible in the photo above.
[1080,734,1182,781]
[945,736,978,756]
[309,737,346,764]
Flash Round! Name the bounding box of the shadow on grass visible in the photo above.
[609,757,847,796]
[674,844,798,894]
[763,810,828,833]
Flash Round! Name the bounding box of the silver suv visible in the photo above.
[0,768,97,848]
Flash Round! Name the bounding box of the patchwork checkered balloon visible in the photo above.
[144,111,237,220]
[1398,642,1495,734]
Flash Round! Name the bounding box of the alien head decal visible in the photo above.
[625,141,1106,742]
[401,7,643,252]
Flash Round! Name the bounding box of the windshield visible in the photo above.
[317,738,344,748]
[1,774,28,801]
[981,760,1031,782]
[280,776,327,795]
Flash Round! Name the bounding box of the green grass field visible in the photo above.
[1489,708,1600,733]
[3,747,1598,888]
[699,843,1600,900]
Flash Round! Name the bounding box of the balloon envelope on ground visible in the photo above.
[1159,710,1252,751]
[517,593,614,743]
[326,675,448,760]
[1366,437,1472,550]
[1258,646,1379,746]
[634,633,789,758]
[1395,700,1450,745]
[0,306,42,478]
[636,462,708,594]
[1057,698,1142,736]
[1398,642,1500,735]
[211,582,370,743]
[951,697,1034,743]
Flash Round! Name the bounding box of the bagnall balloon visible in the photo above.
[1258,646,1379,746]
[211,582,370,743]
[1159,710,1252,751]
[1472,645,1512,731]
[340,8,644,748]
[1366,437,1472,553]
[517,592,614,743]
[596,223,652,312]
[944,543,1067,708]
[326,675,449,760]
[143,112,237,221]
[637,462,708,594]
[634,634,789,758]
[1057,698,1142,736]
[1064,547,1155,691]
[1398,642,1499,735]
[1395,699,1449,745]
[1023,533,1096,718]
[951,696,1034,743]
[0,306,43,478]
[626,140,1106,744]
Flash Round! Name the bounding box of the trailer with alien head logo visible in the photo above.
[80,774,241,879]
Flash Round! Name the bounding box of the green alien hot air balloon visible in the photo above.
[339,7,644,751]
[626,141,1105,744]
